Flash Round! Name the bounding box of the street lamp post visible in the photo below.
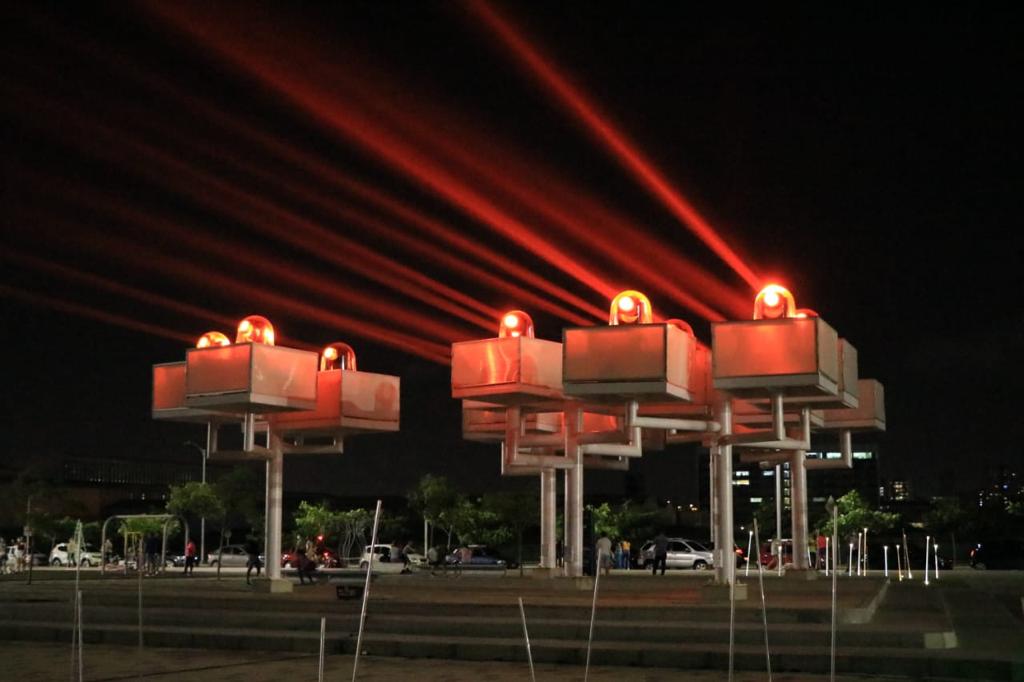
[185,432,209,565]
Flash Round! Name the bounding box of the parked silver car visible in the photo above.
[208,544,263,567]
[640,538,714,570]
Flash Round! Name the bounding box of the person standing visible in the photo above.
[652,533,669,576]
[15,538,25,573]
[184,538,197,576]
[555,539,563,568]
[245,537,263,584]
[146,534,161,576]
[596,535,612,576]
[621,539,632,570]
[0,538,7,575]
[816,533,827,570]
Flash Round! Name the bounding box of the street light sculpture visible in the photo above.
[713,284,860,570]
[560,291,722,577]
[452,309,574,572]
[154,317,400,590]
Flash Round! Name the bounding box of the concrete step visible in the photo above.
[0,620,1016,680]
[0,601,949,650]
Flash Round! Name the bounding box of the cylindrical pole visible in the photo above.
[774,464,783,546]
[200,423,210,565]
[77,590,83,682]
[584,548,602,682]
[825,537,830,577]
[540,469,556,569]
[883,546,889,578]
[790,450,809,570]
[847,543,853,577]
[895,544,903,581]
[829,504,838,682]
[352,500,382,682]
[518,597,536,682]
[265,440,284,581]
[862,528,868,576]
[855,532,862,577]
[902,531,913,579]
[745,530,753,577]
[753,519,772,682]
[934,545,940,580]
[714,399,734,585]
[569,409,584,578]
[318,616,326,682]
[138,536,144,660]
[924,536,931,586]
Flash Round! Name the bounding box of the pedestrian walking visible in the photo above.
[296,548,317,584]
[245,537,263,584]
[184,538,197,576]
[652,533,669,576]
[146,534,161,575]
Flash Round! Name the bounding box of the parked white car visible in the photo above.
[49,543,100,567]
[358,544,422,571]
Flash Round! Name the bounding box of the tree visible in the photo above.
[482,492,538,575]
[166,481,225,570]
[924,498,967,567]
[814,490,899,549]
[337,509,372,562]
[293,501,336,548]
[409,475,464,551]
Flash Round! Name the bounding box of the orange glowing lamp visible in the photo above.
[195,331,231,349]
[609,290,653,325]
[753,284,796,320]
[321,341,357,371]
[498,310,534,338]
[235,315,275,345]
[665,318,695,336]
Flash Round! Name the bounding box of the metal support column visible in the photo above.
[709,450,718,546]
[266,435,284,580]
[790,449,809,570]
[565,407,584,577]
[775,464,783,541]
[714,399,734,585]
[539,469,556,569]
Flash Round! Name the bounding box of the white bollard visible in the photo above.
[883,546,889,578]
[847,543,853,577]
[924,536,931,586]
[745,530,753,577]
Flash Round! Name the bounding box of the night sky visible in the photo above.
[2,3,1022,500]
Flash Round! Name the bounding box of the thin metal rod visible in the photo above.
[518,597,536,682]
[924,536,931,586]
[830,503,838,682]
[77,591,83,682]
[902,531,913,579]
[584,548,602,682]
[753,519,772,682]
[352,499,382,682]
[318,616,326,682]
[728,527,737,682]
[70,590,78,682]
[745,531,753,577]
[895,543,903,581]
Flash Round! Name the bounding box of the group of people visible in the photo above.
[595,535,634,575]
[0,537,28,574]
